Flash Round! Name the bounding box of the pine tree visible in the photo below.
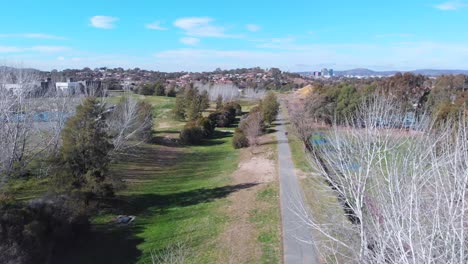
[57,97,113,197]
[216,95,223,110]
[200,90,210,110]
[262,91,280,125]
[172,87,186,120]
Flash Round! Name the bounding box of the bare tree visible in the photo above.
[0,66,81,191]
[241,112,263,151]
[0,67,39,187]
[106,94,153,155]
[299,96,468,263]
[195,82,240,101]
[288,97,317,150]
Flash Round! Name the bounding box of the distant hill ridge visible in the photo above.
[298,68,468,77]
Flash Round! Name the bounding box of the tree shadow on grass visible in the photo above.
[113,183,259,216]
[51,224,144,264]
[51,183,258,264]
[151,136,182,148]
[197,130,233,146]
[155,130,180,135]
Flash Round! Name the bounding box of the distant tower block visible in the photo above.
[321,68,329,77]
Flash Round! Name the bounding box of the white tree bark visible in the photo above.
[0,66,81,190]
[106,94,153,156]
[298,96,468,263]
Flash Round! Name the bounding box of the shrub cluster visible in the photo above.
[209,102,241,128]
[179,122,204,145]
[179,101,242,145]
[173,86,210,121]
[0,197,89,264]
[232,103,266,149]
[137,82,175,97]
[232,128,249,149]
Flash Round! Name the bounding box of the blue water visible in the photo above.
[309,132,328,146]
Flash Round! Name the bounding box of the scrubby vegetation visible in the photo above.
[0,196,89,264]
[232,128,249,149]
[302,73,467,126]
[232,92,279,149]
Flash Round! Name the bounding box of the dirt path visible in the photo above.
[219,134,279,263]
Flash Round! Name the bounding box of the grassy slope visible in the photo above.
[52,95,241,263]
[11,95,280,263]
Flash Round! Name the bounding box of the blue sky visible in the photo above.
[1,0,468,72]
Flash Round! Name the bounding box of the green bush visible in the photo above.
[0,197,89,264]
[262,92,280,125]
[225,102,242,115]
[211,103,238,128]
[179,123,204,145]
[154,83,165,96]
[138,83,155,95]
[166,86,177,97]
[232,129,249,149]
[196,117,215,137]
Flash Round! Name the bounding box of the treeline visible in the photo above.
[0,96,153,264]
[303,73,467,125]
[137,82,177,97]
[172,86,242,144]
[232,92,279,149]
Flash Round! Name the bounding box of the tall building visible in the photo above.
[329,69,334,77]
[321,68,329,77]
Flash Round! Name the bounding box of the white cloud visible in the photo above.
[57,56,65,61]
[0,33,66,39]
[0,46,23,53]
[90,16,118,29]
[180,37,200,45]
[153,41,468,72]
[246,24,261,32]
[29,46,71,53]
[434,1,468,10]
[146,21,167,30]
[173,17,241,38]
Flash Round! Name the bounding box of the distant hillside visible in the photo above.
[298,68,468,77]
[334,68,397,76]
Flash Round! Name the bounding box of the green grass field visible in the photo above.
[8,95,280,263]
[50,95,242,263]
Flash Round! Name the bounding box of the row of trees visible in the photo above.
[137,82,176,97]
[180,99,242,145]
[173,86,210,121]
[303,73,467,126]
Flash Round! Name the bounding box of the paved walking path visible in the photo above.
[277,111,319,264]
